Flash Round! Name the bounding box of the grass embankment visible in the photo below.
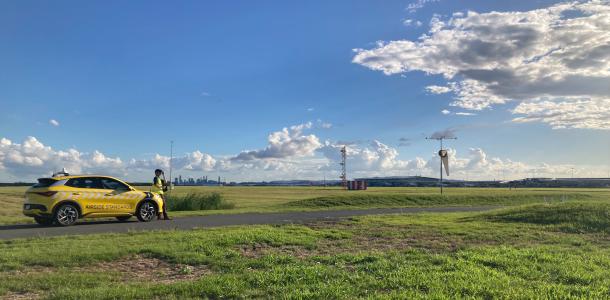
[285,192,593,208]
[1,201,609,299]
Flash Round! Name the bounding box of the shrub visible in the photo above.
[166,192,234,211]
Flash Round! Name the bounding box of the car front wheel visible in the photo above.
[136,202,157,222]
[54,204,79,226]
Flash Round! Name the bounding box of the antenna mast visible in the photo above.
[426,135,457,194]
[340,146,347,190]
[169,140,173,192]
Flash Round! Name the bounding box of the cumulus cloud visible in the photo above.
[441,109,451,115]
[49,119,60,127]
[0,137,124,178]
[232,122,322,161]
[0,135,605,181]
[316,139,590,180]
[353,1,610,129]
[319,140,413,174]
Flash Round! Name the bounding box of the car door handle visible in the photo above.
[72,192,81,195]
[105,193,114,196]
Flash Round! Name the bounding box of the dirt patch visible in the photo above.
[84,255,210,284]
[1,291,40,300]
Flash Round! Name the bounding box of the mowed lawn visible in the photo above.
[2,186,610,224]
[1,201,610,299]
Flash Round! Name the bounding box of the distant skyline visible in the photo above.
[1,0,609,182]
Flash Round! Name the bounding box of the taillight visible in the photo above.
[34,191,57,197]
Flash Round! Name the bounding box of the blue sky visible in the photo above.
[1,0,609,181]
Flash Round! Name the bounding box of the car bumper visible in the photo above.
[23,204,50,217]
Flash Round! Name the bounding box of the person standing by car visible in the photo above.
[152,169,171,220]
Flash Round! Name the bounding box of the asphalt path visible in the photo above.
[0,206,499,240]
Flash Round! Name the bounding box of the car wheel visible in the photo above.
[116,216,131,222]
[54,204,79,226]
[33,216,53,226]
[136,201,157,222]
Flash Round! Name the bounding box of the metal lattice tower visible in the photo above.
[340,146,347,190]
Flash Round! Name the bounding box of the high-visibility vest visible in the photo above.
[151,176,164,194]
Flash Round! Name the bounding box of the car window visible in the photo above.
[33,178,57,188]
[100,178,130,190]
[66,177,103,189]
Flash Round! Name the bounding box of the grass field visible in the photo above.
[1,201,609,299]
[1,186,609,224]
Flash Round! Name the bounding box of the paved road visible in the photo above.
[0,206,498,240]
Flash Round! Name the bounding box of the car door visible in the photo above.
[64,177,108,216]
[99,177,139,214]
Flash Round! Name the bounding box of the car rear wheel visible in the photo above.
[116,216,131,222]
[136,202,157,222]
[33,216,53,226]
[54,204,79,226]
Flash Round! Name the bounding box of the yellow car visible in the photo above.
[23,174,165,226]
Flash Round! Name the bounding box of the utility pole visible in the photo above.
[426,135,457,194]
[169,140,174,192]
[570,167,575,179]
[340,146,347,190]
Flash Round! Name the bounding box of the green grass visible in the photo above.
[1,201,610,299]
[286,192,594,208]
[2,186,609,224]
[480,201,610,233]
[166,192,235,211]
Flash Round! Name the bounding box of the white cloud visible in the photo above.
[49,119,60,127]
[316,119,333,129]
[512,97,610,129]
[0,134,606,181]
[426,85,452,94]
[353,1,610,129]
[232,122,322,161]
[455,112,476,116]
[441,109,451,115]
[318,140,416,175]
[307,107,315,112]
[406,0,439,13]
[403,19,423,27]
[0,137,124,179]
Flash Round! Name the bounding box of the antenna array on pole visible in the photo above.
[340,146,347,190]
